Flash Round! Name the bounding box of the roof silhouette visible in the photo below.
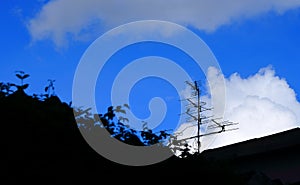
[202,128,300,183]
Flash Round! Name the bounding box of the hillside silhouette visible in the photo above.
[1,73,298,185]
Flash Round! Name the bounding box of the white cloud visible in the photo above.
[177,66,300,151]
[27,0,300,46]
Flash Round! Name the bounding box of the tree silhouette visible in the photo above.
[75,105,172,146]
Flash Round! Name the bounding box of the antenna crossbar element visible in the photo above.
[176,126,239,143]
[187,98,198,107]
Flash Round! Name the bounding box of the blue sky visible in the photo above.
[1,1,300,148]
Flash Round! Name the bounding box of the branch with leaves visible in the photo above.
[44,79,56,98]
[14,71,30,91]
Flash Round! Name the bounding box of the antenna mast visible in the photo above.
[195,81,201,153]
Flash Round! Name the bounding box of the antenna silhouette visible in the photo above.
[179,80,238,154]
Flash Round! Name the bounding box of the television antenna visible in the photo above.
[177,80,238,154]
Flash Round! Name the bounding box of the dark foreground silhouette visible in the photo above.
[1,76,299,185]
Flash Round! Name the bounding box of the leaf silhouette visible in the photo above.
[119,116,129,123]
[115,106,126,114]
[142,121,148,131]
[22,84,29,90]
[23,74,30,79]
[15,70,24,74]
[123,103,130,109]
[15,74,22,79]
[45,86,49,92]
